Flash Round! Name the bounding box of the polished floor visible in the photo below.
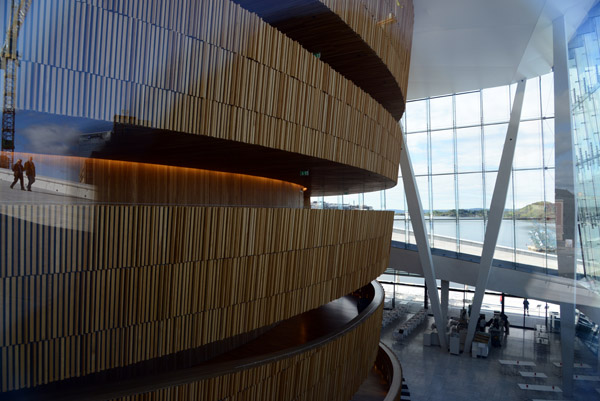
[381,303,600,401]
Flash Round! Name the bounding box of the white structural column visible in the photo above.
[553,15,577,398]
[465,80,527,352]
[400,132,447,349]
[441,280,450,323]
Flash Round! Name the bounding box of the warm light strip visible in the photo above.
[1,151,305,192]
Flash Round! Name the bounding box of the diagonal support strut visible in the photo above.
[400,130,447,350]
[464,79,527,353]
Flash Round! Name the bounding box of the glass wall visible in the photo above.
[314,73,558,272]
[569,1,600,285]
[397,75,557,272]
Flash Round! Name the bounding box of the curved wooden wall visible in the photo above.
[0,206,393,391]
[1,0,411,398]
[114,294,383,401]
[15,0,403,188]
[322,0,414,102]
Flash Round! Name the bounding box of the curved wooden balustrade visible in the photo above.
[1,283,383,401]
[378,342,404,401]
[0,205,392,392]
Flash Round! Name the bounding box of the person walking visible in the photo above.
[10,159,25,190]
[24,156,36,191]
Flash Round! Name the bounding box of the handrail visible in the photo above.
[378,342,403,401]
[3,282,385,400]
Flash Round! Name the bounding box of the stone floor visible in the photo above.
[381,302,600,401]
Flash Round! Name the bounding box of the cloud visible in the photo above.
[20,124,82,155]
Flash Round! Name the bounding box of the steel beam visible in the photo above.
[400,132,447,349]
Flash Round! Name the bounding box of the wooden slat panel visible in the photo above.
[113,300,383,401]
[0,206,393,391]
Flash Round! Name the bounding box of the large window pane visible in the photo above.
[343,194,361,209]
[514,120,543,169]
[541,72,555,118]
[430,96,453,130]
[458,173,483,210]
[458,173,484,256]
[457,127,482,173]
[483,86,510,124]
[322,195,342,209]
[514,169,544,211]
[432,175,457,252]
[457,219,484,256]
[432,175,456,212]
[387,184,406,243]
[431,129,454,174]
[455,91,480,127]
[406,132,429,175]
[363,190,383,210]
[386,182,405,213]
[542,118,555,168]
[513,170,546,267]
[483,124,508,171]
[521,77,541,120]
[405,99,427,133]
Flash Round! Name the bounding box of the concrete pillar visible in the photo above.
[553,15,578,397]
[441,280,450,323]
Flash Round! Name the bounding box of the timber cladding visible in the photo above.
[86,158,304,207]
[0,205,393,391]
[322,0,414,101]
[113,305,384,401]
[15,0,404,183]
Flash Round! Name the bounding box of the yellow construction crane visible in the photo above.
[1,0,32,168]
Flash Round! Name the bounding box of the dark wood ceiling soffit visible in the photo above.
[233,0,406,120]
[92,125,395,197]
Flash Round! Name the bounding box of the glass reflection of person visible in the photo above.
[24,157,36,191]
[10,159,25,190]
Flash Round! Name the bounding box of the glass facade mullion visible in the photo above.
[453,94,460,252]
[392,72,557,274]
[427,98,434,244]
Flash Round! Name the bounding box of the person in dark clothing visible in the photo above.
[24,156,36,191]
[500,312,510,335]
[523,298,530,316]
[10,159,25,190]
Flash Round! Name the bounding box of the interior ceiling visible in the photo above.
[407,0,597,100]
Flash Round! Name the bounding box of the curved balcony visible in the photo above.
[0,205,392,392]
[1,282,384,401]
